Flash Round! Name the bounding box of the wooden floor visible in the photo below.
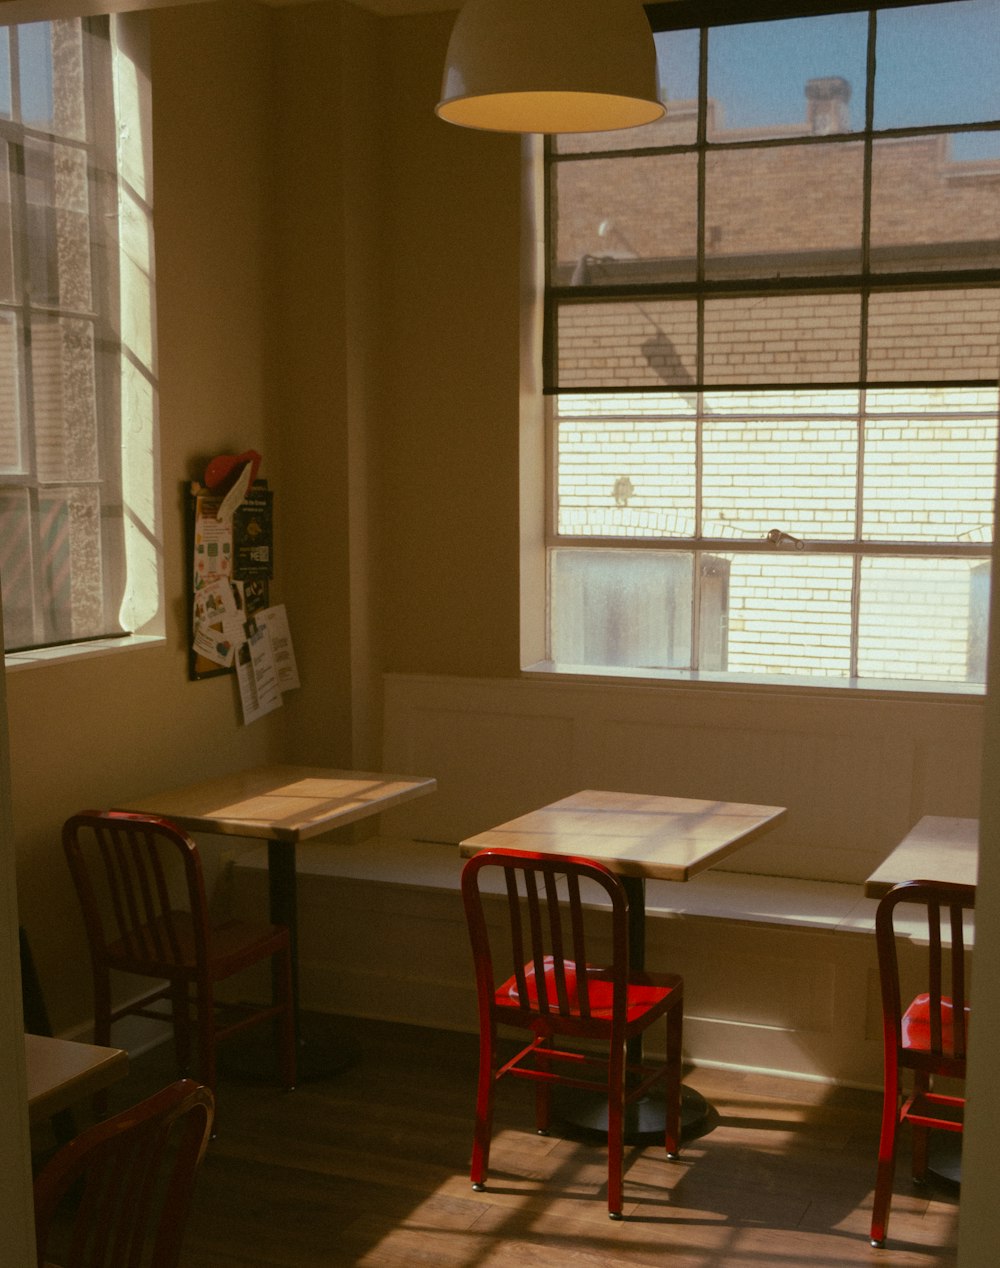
[36,1014,960,1267]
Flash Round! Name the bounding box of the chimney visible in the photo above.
[805,77,851,135]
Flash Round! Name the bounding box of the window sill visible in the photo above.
[4,633,165,674]
[522,659,985,703]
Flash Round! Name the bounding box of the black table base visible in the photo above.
[554,1084,718,1146]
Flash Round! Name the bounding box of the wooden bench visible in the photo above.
[231,836,887,1088]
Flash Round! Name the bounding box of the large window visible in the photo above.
[0,15,157,656]
[545,0,1000,689]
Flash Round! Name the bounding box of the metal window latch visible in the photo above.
[765,528,806,550]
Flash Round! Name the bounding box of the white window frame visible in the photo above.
[530,0,1000,696]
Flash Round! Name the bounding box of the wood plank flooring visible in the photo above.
[35,1014,960,1266]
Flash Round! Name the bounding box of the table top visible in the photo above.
[117,764,437,844]
[459,790,787,882]
[864,815,979,899]
[26,1033,129,1124]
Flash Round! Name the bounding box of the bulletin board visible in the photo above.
[187,478,274,681]
[187,459,300,724]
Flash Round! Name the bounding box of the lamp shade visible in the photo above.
[436,0,664,134]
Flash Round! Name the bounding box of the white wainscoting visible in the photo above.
[377,673,984,884]
[229,673,982,1088]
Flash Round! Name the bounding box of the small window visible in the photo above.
[0,15,158,655]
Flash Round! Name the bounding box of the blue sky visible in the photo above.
[655,0,999,157]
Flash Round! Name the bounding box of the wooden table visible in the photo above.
[460,789,787,1141]
[26,1033,128,1124]
[118,765,436,1079]
[864,815,978,899]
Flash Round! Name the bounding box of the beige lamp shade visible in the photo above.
[436,0,665,134]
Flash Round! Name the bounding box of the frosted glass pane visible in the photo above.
[550,549,693,669]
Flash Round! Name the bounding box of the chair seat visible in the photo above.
[499,955,679,1023]
[107,911,287,980]
[901,992,970,1057]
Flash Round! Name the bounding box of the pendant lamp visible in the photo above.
[436,0,664,135]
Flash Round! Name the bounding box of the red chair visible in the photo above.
[33,1078,214,1268]
[461,847,684,1218]
[63,810,296,1095]
[870,879,974,1248]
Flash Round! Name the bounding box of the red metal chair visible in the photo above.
[461,847,684,1218]
[33,1078,214,1268]
[62,810,296,1095]
[870,879,974,1248]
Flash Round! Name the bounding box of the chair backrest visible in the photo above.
[461,848,630,1036]
[33,1078,215,1268]
[63,811,211,973]
[875,878,975,1075]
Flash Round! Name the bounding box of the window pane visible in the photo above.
[0,312,23,474]
[557,299,698,390]
[555,403,696,538]
[554,153,698,287]
[0,487,36,646]
[708,13,868,140]
[550,548,693,669]
[703,410,858,541]
[40,485,104,640]
[863,391,997,542]
[858,556,988,682]
[705,142,864,280]
[871,132,1000,272]
[30,315,98,482]
[20,21,86,140]
[718,552,854,677]
[866,288,1000,381]
[704,293,861,384]
[0,29,11,120]
[0,147,14,303]
[874,0,1000,130]
[18,22,54,130]
[24,138,93,311]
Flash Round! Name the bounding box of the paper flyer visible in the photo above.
[236,605,300,725]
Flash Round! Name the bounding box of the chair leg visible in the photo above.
[470,1024,496,1191]
[870,1066,901,1248]
[275,943,297,1090]
[606,1042,626,1219]
[171,979,192,1076]
[92,973,113,1117]
[911,1073,930,1183]
[664,1004,683,1160]
[195,979,217,1093]
[535,1039,552,1136]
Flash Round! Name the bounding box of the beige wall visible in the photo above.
[9,1,286,1034]
[378,9,523,678]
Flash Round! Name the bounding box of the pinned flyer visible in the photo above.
[253,605,300,694]
[235,605,299,724]
[236,622,283,724]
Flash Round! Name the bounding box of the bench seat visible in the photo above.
[230,836,892,1088]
